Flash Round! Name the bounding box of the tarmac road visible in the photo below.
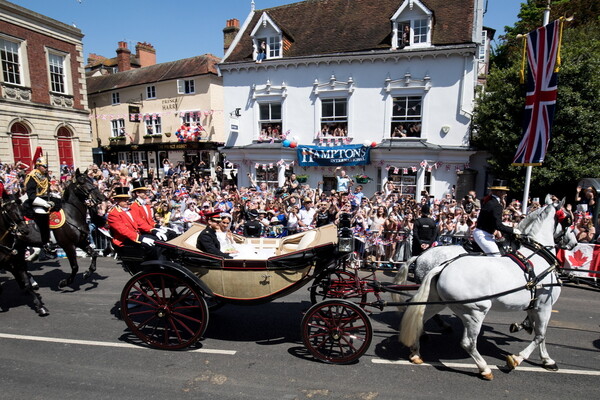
[0,256,599,400]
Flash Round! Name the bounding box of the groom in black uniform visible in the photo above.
[196,211,232,258]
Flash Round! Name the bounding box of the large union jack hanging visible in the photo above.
[512,19,561,166]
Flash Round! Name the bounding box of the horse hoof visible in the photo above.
[58,280,67,288]
[409,355,423,364]
[481,372,494,381]
[506,354,520,370]
[38,307,50,317]
[509,323,520,333]
[543,363,558,372]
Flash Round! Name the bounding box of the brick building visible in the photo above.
[0,1,93,172]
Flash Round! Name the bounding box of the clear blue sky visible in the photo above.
[9,0,526,63]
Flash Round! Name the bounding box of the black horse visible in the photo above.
[20,169,106,288]
[0,194,49,316]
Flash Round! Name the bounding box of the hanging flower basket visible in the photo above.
[109,136,126,142]
[354,175,372,184]
[296,175,308,183]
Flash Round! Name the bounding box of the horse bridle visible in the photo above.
[73,179,103,207]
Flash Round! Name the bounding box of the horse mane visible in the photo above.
[517,204,553,236]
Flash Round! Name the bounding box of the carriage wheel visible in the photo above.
[310,270,368,307]
[302,299,372,364]
[120,269,209,350]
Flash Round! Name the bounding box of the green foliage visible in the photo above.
[473,4,600,198]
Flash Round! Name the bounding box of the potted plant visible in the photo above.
[354,174,372,184]
[295,174,308,183]
[109,136,126,142]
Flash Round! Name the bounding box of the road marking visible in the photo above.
[0,333,236,355]
[372,359,600,376]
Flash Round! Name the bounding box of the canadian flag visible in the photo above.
[557,243,600,278]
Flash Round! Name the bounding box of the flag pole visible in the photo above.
[520,1,551,215]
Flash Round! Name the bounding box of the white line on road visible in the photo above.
[0,333,236,355]
[372,358,600,376]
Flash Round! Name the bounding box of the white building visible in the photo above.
[219,0,488,199]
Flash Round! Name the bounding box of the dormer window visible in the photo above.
[251,12,283,61]
[391,0,432,49]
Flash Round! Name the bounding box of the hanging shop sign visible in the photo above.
[297,144,370,167]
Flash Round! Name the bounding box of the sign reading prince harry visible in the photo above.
[297,144,370,167]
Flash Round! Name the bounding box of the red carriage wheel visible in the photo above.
[120,269,209,350]
[301,299,372,364]
[310,270,368,306]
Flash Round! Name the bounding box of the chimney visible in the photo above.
[223,18,240,54]
[116,41,131,72]
[135,42,156,68]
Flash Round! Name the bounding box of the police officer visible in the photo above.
[243,209,262,237]
[24,157,56,255]
[473,179,521,256]
[412,204,438,256]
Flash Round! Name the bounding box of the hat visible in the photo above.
[205,211,222,221]
[303,197,312,203]
[131,179,149,192]
[112,186,131,199]
[248,209,259,218]
[258,209,267,214]
[489,179,510,191]
[421,204,430,214]
[35,157,48,168]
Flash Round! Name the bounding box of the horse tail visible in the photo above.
[391,256,417,309]
[399,264,444,348]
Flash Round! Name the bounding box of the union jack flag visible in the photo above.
[512,19,561,166]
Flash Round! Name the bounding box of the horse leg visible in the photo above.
[452,304,494,380]
[82,244,98,280]
[14,266,49,316]
[59,247,79,288]
[406,304,446,364]
[27,272,39,291]
[506,306,557,371]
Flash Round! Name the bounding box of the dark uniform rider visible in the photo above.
[412,204,438,256]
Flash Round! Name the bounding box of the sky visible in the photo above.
[8,0,526,63]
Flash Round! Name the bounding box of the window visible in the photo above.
[0,38,21,85]
[268,37,281,58]
[146,85,156,99]
[182,111,202,125]
[256,165,278,190]
[258,102,282,140]
[48,53,66,93]
[479,30,487,61]
[321,98,348,137]
[145,116,162,135]
[112,92,120,105]
[387,169,431,198]
[391,96,422,138]
[177,79,195,94]
[413,19,429,44]
[111,119,125,137]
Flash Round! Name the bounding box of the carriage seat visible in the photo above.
[280,230,318,254]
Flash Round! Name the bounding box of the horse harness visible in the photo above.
[0,199,23,255]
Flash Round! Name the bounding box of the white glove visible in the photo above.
[513,228,522,235]
[32,197,51,209]
[141,237,155,246]
[152,229,167,241]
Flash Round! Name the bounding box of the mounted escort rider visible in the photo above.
[472,179,521,256]
[24,157,59,256]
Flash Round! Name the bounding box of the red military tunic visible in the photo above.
[129,199,155,233]
[107,205,141,247]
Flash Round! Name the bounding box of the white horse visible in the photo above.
[399,197,577,380]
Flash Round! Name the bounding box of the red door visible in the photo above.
[57,127,74,168]
[10,123,31,168]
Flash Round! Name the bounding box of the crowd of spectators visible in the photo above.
[1,161,599,262]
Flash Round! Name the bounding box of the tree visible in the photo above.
[472,0,600,198]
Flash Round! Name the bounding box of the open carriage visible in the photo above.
[118,221,373,363]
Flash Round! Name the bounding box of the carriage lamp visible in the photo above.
[337,213,354,253]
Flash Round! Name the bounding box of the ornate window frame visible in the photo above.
[252,80,287,141]
[384,72,431,139]
[313,75,354,139]
[250,13,283,60]
[390,0,433,50]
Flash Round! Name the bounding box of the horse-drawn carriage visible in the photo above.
[118,220,374,363]
[117,195,585,378]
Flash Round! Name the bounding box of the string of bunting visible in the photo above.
[385,160,471,173]
[89,109,222,120]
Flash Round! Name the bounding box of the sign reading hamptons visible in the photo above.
[297,145,370,167]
